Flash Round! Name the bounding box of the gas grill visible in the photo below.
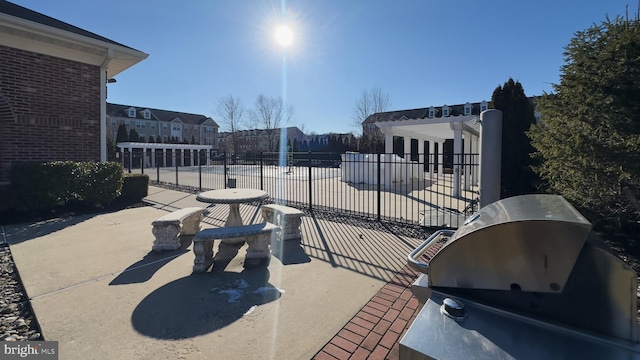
[401,194,640,359]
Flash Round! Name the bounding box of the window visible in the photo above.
[464,103,472,116]
[136,121,146,129]
[172,124,181,131]
[143,110,151,119]
[162,135,168,143]
[428,107,435,118]
[128,108,136,118]
[442,105,450,117]
[480,101,488,112]
[150,123,156,129]
[163,124,168,130]
[125,120,131,127]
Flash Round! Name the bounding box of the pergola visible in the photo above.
[375,115,480,198]
[116,142,213,168]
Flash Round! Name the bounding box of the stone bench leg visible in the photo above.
[244,233,272,268]
[261,207,278,224]
[152,224,181,251]
[181,212,203,235]
[193,239,214,273]
[282,215,303,241]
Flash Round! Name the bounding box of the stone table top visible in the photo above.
[196,188,269,204]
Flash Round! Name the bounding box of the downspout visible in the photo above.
[100,48,114,162]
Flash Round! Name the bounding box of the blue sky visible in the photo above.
[12,0,635,134]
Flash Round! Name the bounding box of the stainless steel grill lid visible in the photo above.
[403,194,640,359]
[412,194,592,293]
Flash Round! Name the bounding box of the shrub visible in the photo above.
[80,162,124,205]
[9,161,124,211]
[120,173,149,201]
[11,161,79,210]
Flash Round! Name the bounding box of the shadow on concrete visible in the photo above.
[3,214,96,245]
[109,236,193,285]
[345,179,433,195]
[131,267,281,339]
[271,239,311,265]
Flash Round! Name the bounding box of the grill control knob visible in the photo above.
[441,298,466,320]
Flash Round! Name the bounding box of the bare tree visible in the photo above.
[352,87,391,152]
[215,95,244,153]
[250,94,294,152]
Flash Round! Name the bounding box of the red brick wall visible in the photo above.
[0,45,101,209]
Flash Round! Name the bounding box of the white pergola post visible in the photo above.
[472,134,479,186]
[418,139,425,181]
[151,149,156,168]
[428,141,435,175]
[162,149,167,167]
[463,132,472,190]
[384,133,393,154]
[172,149,177,167]
[180,150,185,167]
[452,126,463,198]
[190,149,195,166]
[403,136,411,158]
[437,142,444,176]
[128,146,133,169]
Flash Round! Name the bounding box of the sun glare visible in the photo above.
[275,25,293,47]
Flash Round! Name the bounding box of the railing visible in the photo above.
[120,150,479,229]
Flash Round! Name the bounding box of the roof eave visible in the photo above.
[0,12,148,77]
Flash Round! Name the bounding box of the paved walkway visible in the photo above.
[313,266,422,360]
[5,186,428,359]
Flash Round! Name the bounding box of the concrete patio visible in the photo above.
[4,185,426,359]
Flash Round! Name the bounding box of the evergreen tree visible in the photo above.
[116,124,128,144]
[490,78,538,198]
[128,128,140,142]
[528,15,640,224]
[156,135,162,143]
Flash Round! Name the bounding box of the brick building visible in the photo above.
[0,1,147,208]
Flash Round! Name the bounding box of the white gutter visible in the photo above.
[100,48,113,162]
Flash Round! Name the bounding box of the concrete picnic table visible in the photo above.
[196,188,269,243]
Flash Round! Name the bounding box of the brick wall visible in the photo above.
[0,45,101,209]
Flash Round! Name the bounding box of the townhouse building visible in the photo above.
[107,103,220,147]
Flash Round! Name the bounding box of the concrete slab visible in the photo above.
[5,187,422,359]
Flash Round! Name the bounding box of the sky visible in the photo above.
[11,0,636,135]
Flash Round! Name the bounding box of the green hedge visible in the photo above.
[10,161,124,211]
[120,173,149,201]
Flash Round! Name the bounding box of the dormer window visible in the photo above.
[143,109,151,119]
[480,101,488,112]
[442,105,450,117]
[428,107,435,118]
[464,102,472,116]
[127,107,136,118]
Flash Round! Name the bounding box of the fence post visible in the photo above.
[223,152,228,189]
[175,161,179,187]
[198,152,202,191]
[377,153,381,222]
[260,152,264,190]
[308,151,313,211]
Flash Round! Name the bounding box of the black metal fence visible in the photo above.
[121,150,479,228]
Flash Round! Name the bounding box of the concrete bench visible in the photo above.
[192,222,280,273]
[261,204,304,241]
[151,207,205,251]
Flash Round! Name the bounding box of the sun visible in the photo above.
[275,25,293,47]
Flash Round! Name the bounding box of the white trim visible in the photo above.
[0,12,148,78]
[116,142,212,150]
[100,49,113,162]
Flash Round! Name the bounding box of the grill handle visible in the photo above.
[407,229,456,273]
